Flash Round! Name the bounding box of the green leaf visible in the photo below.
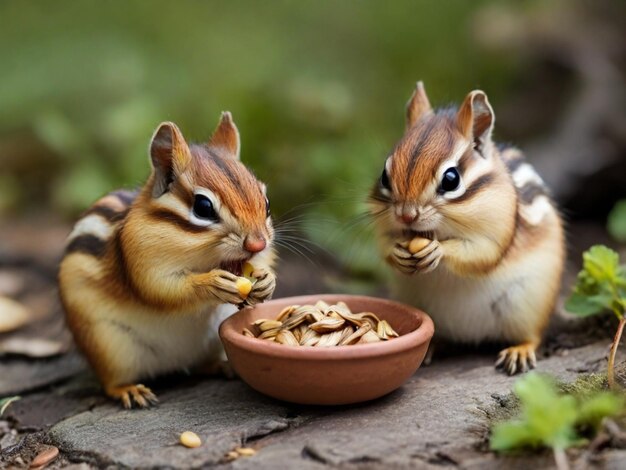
[490,373,580,452]
[491,420,541,451]
[565,293,605,317]
[607,200,626,243]
[566,245,626,319]
[583,245,620,284]
[576,392,625,431]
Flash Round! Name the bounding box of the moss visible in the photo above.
[559,373,609,397]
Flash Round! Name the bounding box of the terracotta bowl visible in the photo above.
[219,294,434,405]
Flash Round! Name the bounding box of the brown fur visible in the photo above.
[370,83,565,374]
[59,115,276,407]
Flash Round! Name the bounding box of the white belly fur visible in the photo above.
[86,300,237,384]
[393,224,562,344]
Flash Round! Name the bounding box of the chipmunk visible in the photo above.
[58,113,276,408]
[369,82,565,374]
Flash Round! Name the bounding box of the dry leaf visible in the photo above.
[0,296,31,333]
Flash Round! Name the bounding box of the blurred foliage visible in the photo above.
[490,373,624,453]
[0,0,607,282]
[608,200,626,243]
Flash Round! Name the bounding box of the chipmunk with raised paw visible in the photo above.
[59,113,276,408]
[369,82,564,374]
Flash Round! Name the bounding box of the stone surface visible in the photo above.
[0,353,86,396]
[49,378,300,468]
[44,341,615,469]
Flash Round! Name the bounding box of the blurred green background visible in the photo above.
[0,0,624,283]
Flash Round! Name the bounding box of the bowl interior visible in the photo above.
[220,294,432,359]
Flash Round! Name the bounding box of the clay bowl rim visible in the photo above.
[219,294,434,360]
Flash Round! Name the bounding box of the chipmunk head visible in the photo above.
[370,82,510,240]
[140,112,273,275]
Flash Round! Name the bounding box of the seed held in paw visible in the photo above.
[236,278,253,298]
[180,431,202,448]
[408,237,430,254]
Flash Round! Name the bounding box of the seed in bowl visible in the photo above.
[242,301,399,346]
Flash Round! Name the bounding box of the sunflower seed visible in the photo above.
[276,329,299,346]
[339,323,372,345]
[258,327,281,339]
[243,300,399,348]
[300,328,321,346]
[314,300,330,310]
[359,330,382,344]
[309,317,345,333]
[276,305,299,322]
[380,319,399,338]
[281,312,308,330]
[258,320,282,331]
[315,329,343,347]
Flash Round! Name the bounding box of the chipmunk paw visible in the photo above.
[495,342,538,375]
[106,384,159,409]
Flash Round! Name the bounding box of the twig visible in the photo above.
[607,317,626,390]
[553,447,570,470]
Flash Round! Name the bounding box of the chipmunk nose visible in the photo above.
[397,207,419,225]
[400,213,417,224]
[244,235,266,254]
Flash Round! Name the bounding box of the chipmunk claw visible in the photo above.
[245,269,276,306]
[388,240,442,275]
[106,384,159,409]
[495,343,537,375]
[209,269,247,305]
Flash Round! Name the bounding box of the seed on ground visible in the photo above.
[179,431,202,448]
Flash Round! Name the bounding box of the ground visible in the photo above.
[0,219,625,469]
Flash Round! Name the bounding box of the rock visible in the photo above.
[0,353,86,396]
[49,379,298,468]
[47,342,611,469]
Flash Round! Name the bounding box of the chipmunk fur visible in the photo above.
[58,113,276,407]
[369,82,565,374]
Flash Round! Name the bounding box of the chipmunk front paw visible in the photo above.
[495,342,538,375]
[388,239,442,275]
[207,269,247,305]
[105,384,159,409]
[245,269,276,306]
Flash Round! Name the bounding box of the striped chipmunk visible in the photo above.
[369,82,565,374]
[58,113,276,408]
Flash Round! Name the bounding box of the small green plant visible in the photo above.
[490,373,624,470]
[0,396,19,415]
[608,200,626,243]
[566,245,626,389]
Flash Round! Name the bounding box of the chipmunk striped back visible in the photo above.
[65,189,138,259]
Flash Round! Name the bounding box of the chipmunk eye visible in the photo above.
[380,168,391,191]
[265,197,271,218]
[193,194,219,221]
[439,168,460,193]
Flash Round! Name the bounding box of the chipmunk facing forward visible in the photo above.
[59,113,276,407]
[369,82,565,374]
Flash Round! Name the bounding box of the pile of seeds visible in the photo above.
[242,300,399,347]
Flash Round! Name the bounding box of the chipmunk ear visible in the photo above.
[456,90,495,157]
[209,111,240,160]
[406,81,433,128]
[149,122,191,197]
